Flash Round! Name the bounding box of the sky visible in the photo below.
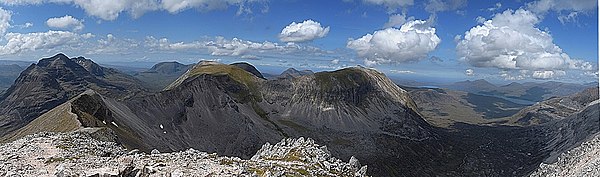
[0,0,597,84]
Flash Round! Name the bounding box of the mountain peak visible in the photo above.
[313,66,419,112]
[36,53,71,67]
[147,61,189,74]
[230,62,265,79]
[279,68,313,78]
[0,54,145,136]
[165,61,262,91]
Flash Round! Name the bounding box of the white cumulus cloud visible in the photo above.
[161,0,267,15]
[527,0,597,23]
[347,0,414,13]
[527,0,597,14]
[487,2,502,11]
[532,70,566,79]
[383,13,414,28]
[389,69,415,74]
[330,59,339,64]
[456,9,592,72]
[2,0,266,20]
[347,19,440,66]
[465,68,474,76]
[0,7,12,36]
[46,15,85,31]
[144,36,329,57]
[0,30,90,55]
[279,20,329,43]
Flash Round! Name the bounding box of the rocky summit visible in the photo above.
[0,131,367,177]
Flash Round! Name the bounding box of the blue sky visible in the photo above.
[0,0,597,84]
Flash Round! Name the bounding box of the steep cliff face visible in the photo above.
[530,132,600,177]
[0,54,145,137]
[537,102,600,164]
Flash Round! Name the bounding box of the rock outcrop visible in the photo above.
[0,132,367,177]
[530,133,600,177]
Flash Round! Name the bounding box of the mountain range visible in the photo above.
[445,79,595,102]
[0,53,598,176]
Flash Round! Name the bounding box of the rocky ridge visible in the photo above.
[0,54,146,136]
[508,87,599,126]
[530,133,600,177]
[0,131,367,177]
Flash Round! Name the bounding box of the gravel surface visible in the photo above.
[0,131,367,177]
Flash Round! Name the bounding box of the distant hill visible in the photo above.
[404,86,527,127]
[0,64,25,93]
[444,79,592,102]
[0,60,34,67]
[230,62,265,79]
[134,61,193,91]
[277,68,314,79]
[446,79,498,93]
[506,87,599,126]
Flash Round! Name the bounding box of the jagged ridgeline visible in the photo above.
[0,54,146,136]
[0,54,433,176]
[2,54,597,176]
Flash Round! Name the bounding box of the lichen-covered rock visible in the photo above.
[250,137,368,176]
[0,132,368,177]
[530,133,600,177]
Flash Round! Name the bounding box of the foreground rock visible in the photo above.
[530,133,600,177]
[0,131,367,176]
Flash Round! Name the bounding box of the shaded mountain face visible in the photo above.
[0,54,145,136]
[536,102,600,164]
[447,79,498,93]
[230,62,265,79]
[278,68,313,79]
[0,64,24,93]
[148,61,191,74]
[507,87,599,126]
[134,61,193,91]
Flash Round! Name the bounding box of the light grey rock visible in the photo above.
[0,132,368,177]
[530,133,600,177]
